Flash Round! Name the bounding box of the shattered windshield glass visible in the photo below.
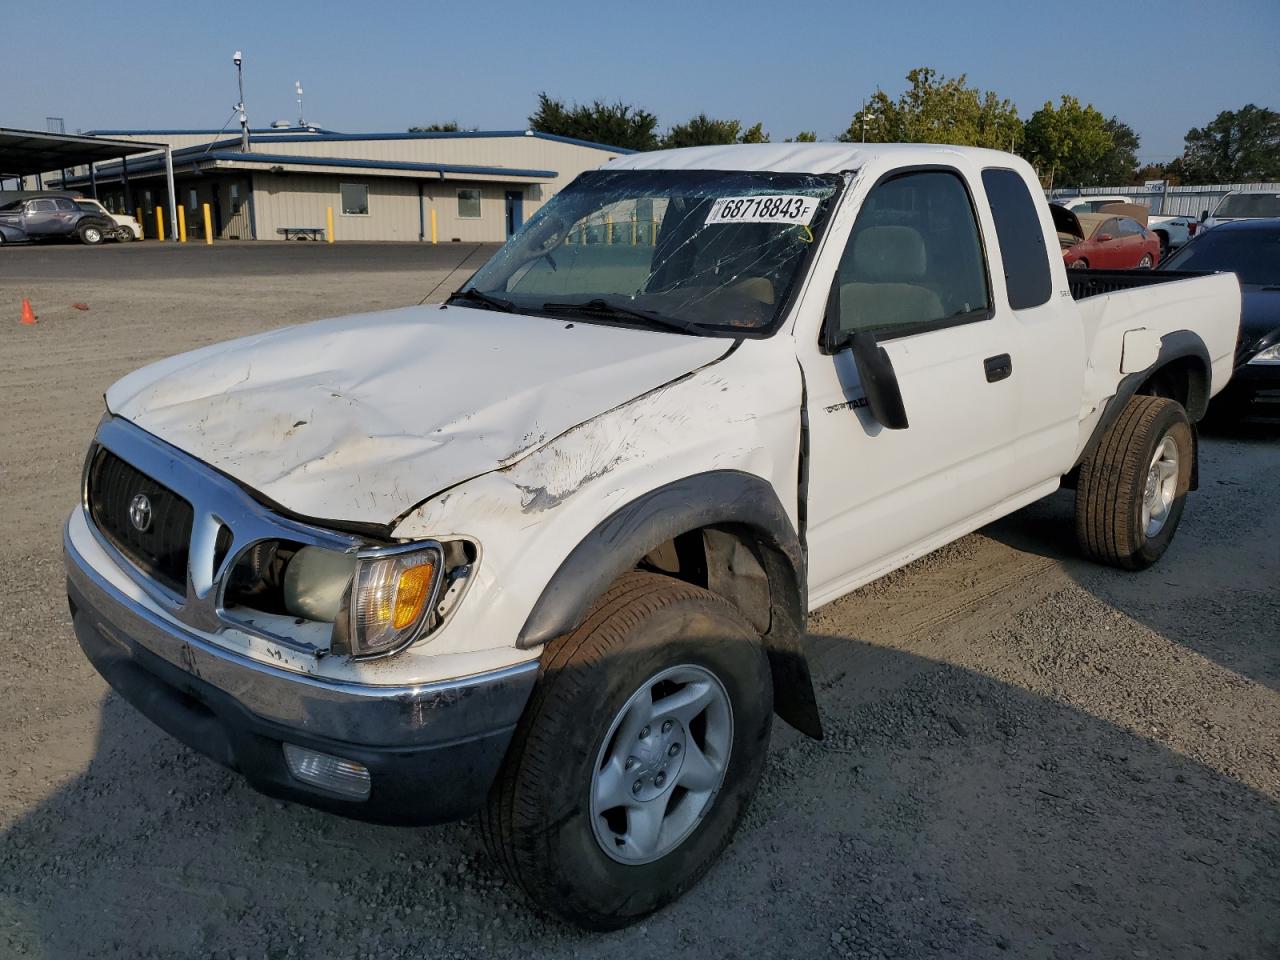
[457,169,842,336]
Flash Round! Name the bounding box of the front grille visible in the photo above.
[87,447,193,593]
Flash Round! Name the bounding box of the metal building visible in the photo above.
[48,127,629,242]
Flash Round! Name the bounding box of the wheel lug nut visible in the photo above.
[632,780,643,795]
[638,726,650,739]
[654,773,666,788]
[625,756,638,770]
[662,720,673,734]
[668,743,680,756]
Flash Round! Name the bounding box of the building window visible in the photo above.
[457,188,482,219]
[229,183,242,214]
[188,189,199,211]
[341,182,369,216]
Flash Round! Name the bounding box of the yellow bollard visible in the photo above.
[631,213,637,246]
[606,214,613,245]
[430,208,437,244]
[202,203,214,244]
[178,207,188,243]
[136,208,144,236]
[326,206,335,243]
[155,206,165,241]
[651,218,658,245]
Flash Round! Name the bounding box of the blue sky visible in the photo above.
[5,0,1278,163]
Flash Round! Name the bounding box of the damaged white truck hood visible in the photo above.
[105,305,729,528]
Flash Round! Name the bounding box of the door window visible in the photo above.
[830,170,990,343]
[28,199,55,212]
[53,197,78,212]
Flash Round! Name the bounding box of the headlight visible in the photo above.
[336,542,444,658]
[1248,342,1280,364]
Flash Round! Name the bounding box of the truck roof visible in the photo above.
[603,142,1027,175]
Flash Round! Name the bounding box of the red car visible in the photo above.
[1053,204,1161,270]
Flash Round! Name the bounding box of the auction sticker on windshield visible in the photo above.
[705,195,820,226]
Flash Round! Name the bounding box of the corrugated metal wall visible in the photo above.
[1049,182,1280,217]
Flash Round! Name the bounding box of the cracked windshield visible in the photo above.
[456,169,842,334]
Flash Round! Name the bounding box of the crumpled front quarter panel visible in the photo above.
[392,337,803,657]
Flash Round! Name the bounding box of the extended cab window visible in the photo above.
[832,170,990,340]
[981,168,1052,310]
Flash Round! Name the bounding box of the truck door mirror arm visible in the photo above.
[823,277,910,431]
[848,330,910,430]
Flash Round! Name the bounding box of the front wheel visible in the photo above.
[1075,395,1193,569]
[78,225,104,245]
[1138,253,1154,269]
[116,228,134,242]
[1069,258,1089,269]
[481,571,772,930]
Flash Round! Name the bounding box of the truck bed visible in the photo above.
[1068,268,1206,301]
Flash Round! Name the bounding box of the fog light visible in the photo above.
[282,743,371,800]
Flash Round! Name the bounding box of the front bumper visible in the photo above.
[65,523,537,825]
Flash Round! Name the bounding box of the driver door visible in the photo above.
[799,168,1023,607]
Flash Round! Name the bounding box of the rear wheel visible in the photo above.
[1075,395,1193,569]
[78,225,104,245]
[1069,258,1089,269]
[1138,253,1154,269]
[481,571,772,930]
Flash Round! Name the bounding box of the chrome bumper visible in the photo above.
[64,520,537,749]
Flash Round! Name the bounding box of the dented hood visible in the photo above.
[106,305,729,527]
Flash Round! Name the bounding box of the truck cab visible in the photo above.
[64,143,1241,930]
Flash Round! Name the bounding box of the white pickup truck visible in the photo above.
[64,143,1240,930]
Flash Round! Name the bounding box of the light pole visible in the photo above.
[233,50,250,152]
[861,111,879,143]
[295,81,305,128]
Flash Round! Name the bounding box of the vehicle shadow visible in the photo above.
[0,633,1276,960]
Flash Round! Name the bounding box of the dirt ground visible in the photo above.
[1,244,1277,959]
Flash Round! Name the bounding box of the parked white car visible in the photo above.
[1201,190,1280,231]
[74,197,143,240]
[65,143,1241,930]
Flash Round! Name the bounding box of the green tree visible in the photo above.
[840,68,1021,149]
[1180,105,1280,181]
[1095,117,1141,184]
[528,93,660,151]
[739,122,770,144]
[663,114,741,148]
[408,121,461,132]
[1022,96,1115,188]
[790,131,818,142]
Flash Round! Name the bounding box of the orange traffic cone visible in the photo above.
[20,298,37,325]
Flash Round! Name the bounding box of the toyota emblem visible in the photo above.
[128,493,153,533]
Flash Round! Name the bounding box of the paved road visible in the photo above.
[0,239,503,282]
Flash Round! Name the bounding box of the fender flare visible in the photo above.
[517,469,823,739]
[1075,329,1211,473]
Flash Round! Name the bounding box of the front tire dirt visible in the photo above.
[1075,395,1193,569]
[481,571,772,930]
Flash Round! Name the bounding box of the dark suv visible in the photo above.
[0,195,120,245]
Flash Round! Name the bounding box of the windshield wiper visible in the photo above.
[540,298,706,335]
[447,287,515,312]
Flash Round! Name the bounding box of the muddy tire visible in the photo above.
[480,571,772,930]
[1075,395,1193,570]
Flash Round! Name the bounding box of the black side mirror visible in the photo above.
[849,330,909,430]
[1200,210,1209,222]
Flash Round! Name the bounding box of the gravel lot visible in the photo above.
[1,243,1277,959]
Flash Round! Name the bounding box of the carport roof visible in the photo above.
[0,127,165,178]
